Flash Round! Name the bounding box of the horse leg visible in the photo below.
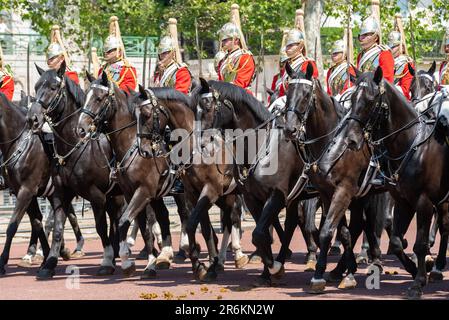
[0,187,36,275]
[252,189,285,284]
[137,206,157,279]
[228,195,249,269]
[66,204,84,258]
[301,198,319,270]
[19,219,39,268]
[406,195,433,299]
[106,195,125,259]
[242,194,264,264]
[151,198,173,269]
[173,193,190,263]
[429,203,449,282]
[389,200,417,277]
[118,187,151,277]
[310,185,353,293]
[277,199,299,265]
[36,191,72,279]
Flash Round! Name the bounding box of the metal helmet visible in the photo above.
[280,49,289,63]
[214,50,227,70]
[331,39,346,55]
[387,31,402,49]
[360,15,380,37]
[285,29,305,47]
[46,43,64,60]
[158,35,175,55]
[103,35,121,53]
[218,22,241,42]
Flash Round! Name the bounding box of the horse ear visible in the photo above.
[35,63,45,76]
[101,71,108,85]
[354,67,362,78]
[285,62,295,78]
[199,77,210,93]
[190,78,200,91]
[428,61,436,76]
[373,66,383,85]
[58,60,66,78]
[85,71,96,83]
[138,84,148,98]
[408,63,415,77]
[305,62,314,80]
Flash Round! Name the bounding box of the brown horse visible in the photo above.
[328,67,449,299]
[130,84,249,281]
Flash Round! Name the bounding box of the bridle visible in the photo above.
[36,75,66,120]
[411,72,436,103]
[197,90,234,130]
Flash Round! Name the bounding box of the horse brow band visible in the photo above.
[55,76,62,83]
[359,82,369,87]
[201,93,213,98]
[419,74,434,82]
[91,84,109,91]
[289,79,313,86]
[139,99,152,107]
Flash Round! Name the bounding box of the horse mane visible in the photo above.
[208,80,272,122]
[0,92,27,118]
[65,76,86,108]
[149,87,195,109]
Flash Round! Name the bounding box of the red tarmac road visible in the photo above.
[0,224,448,300]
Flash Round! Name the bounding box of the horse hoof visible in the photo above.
[0,266,5,276]
[271,265,285,280]
[194,263,207,281]
[248,254,262,264]
[425,255,435,273]
[406,286,423,300]
[325,271,343,283]
[155,260,171,270]
[356,253,368,265]
[252,276,271,288]
[17,259,33,268]
[429,269,444,283]
[122,263,136,278]
[304,259,317,272]
[234,254,249,269]
[329,246,341,256]
[60,248,71,261]
[71,250,85,259]
[216,263,225,273]
[173,252,187,264]
[309,278,326,293]
[338,274,357,289]
[140,268,157,279]
[201,270,218,283]
[97,266,115,276]
[36,269,55,280]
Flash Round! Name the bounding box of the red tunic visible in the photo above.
[0,74,14,101]
[439,61,449,88]
[326,64,356,96]
[356,47,395,83]
[154,65,192,95]
[278,59,319,98]
[218,50,255,93]
[395,61,414,101]
[99,60,137,93]
[65,71,80,85]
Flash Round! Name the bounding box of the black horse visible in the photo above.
[329,67,449,299]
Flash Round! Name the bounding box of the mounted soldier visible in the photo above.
[154,19,192,94]
[217,4,255,93]
[0,45,14,101]
[268,29,289,105]
[439,28,449,89]
[387,14,414,100]
[356,0,394,83]
[99,16,137,93]
[326,39,356,99]
[46,25,79,85]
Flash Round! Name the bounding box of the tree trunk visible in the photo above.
[303,0,324,81]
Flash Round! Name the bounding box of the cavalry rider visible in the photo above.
[268,48,288,105]
[0,45,14,101]
[387,32,414,100]
[46,25,79,85]
[439,29,449,89]
[214,50,227,77]
[217,22,256,92]
[357,15,394,83]
[154,37,192,94]
[99,16,137,93]
[326,39,356,99]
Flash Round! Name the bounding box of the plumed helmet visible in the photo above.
[46,43,64,60]
[218,22,241,42]
[103,35,121,53]
[360,15,380,37]
[158,35,175,55]
[331,39,346,55]
[285,29,305,47]
[387,31,402,49]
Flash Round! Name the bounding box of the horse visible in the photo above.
[283,63,400,292]
[77,72,204,279]
[0,92,67,276]
[410,61,437,103]
[128,84,250,280]
[195,73,327,286]
[26,63,129,279]
[327,67,449,299]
